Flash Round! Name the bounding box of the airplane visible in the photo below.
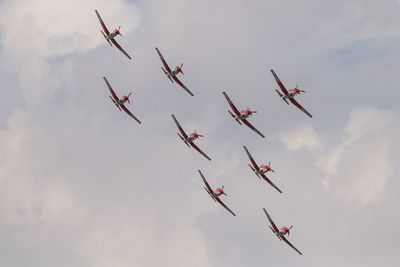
[155,47,194,96]
[243,146,282,193]
[103,77,141,124]
[95,10,132,60]
[270,69,312,118]
[222,92,265,138]
[263,208,302,255]
[198,170,236,216]
[171,114,211,161]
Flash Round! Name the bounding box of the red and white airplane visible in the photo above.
[270,69,312,118]
[243,146,282,193]
[155,47,194,96]
[263,208,302,255]
[198,170,236,216]
[95,10,132,60]
[223,92,265,138]
[171,115,211,161]
[103,77,141,124]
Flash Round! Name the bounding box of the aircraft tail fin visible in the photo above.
[228,110,242,125]
[177,133,190,147]
[109,96,121,111]
[101,31,112,46]
[275,89,289,105]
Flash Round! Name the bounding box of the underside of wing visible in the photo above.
[242,119,265,138]
[270,69,289,95]
[155,47,172,73]
[198,170,213,194]
[103,77,119,102]
[263,208,280,233]
[216,198,236,216]
[172,76,194,96]
[222,92,241,116]
[190,142,211,161]
[95,10,110,35]
[111,39,132,60]
[171,114,188,139]
[259,173,283,193]
[281,236,302,255]
[289,98,313,118]
[120,104,141,124]
[243,146,260,170]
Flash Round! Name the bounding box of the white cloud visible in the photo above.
[1,0,400,266]
[319,106,397,205]
[77,222,211,267]
[277,124,321,152]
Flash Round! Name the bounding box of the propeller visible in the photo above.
[127,92,131,104]
[117,25,122,36]
[296,84,306,93]
[194,130,204,137]
[288,225,293,236]
[178,63,184,75]
[269,161,275,172]
[221,185,226,196]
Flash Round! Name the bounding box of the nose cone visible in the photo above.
[261,164,270,170]
[280,226,289,233]
[215,188,224,194]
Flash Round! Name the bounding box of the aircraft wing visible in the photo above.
[110,38,132,60]
[189,141,211,161]
[288,98,313,118]
[263,208,280,233]
[171,114,188,139]
[155,47,172,73]
[103,77,119,102]
[222,92,241,117]
[172,76,194,96]
[198,170,213,194]
[281,235,302,255]
[95,10,110,35]
[241,118,265,138]
[216,197,236,216]
[243,146,260,171]
[120,104,141,124]
[259,173,283,193]
[270,69,289,95]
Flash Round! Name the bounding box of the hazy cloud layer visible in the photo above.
[1,0,400,266]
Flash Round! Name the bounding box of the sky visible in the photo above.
[0,0,400,266]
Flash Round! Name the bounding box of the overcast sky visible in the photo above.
[1,0,400,266]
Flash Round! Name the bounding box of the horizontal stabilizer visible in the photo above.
[275,89,289,105]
